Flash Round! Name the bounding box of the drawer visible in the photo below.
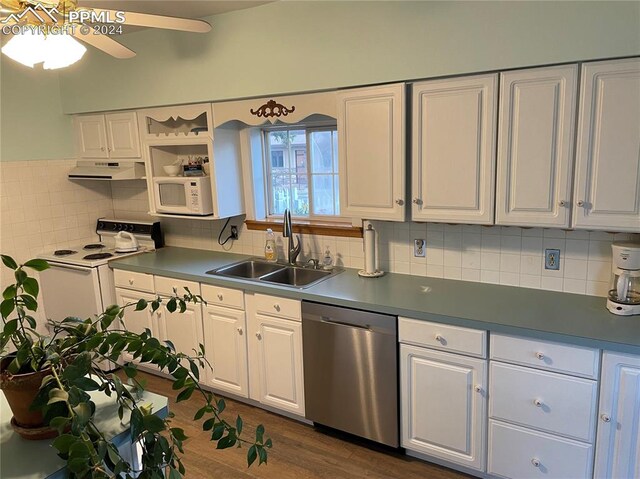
[489,362,598,442]
[113,269,154,293]
[399,317,487,358]
[154,275,201,297]
[488,420,593,479]
[255,294,301,321]
[490,334,600,378]
[201,284,244,310]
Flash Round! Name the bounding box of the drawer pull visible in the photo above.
[531,458,541,468]
[274,303,281,312]
[237,327,243,335]
[474,385,483,393]
[256,332,261,340]
[600,414,611,423]
[535,352,545,360]
[533,399,543,407]
[128,279,134,285]
[217,293,223,301]
[435,334,444,343]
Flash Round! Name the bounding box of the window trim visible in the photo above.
[262,122,342,222]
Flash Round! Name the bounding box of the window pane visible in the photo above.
[292,174,309,216]
[270,174,290,215]
[332,131,339,173]
[312,174,335,216]
[310,131,334,173]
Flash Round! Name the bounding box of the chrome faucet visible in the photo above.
[283,209,301,265]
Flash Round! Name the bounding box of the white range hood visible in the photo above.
[68,160,145,180]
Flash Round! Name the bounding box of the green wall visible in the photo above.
[59,1,640,114]
[0,57,73,161]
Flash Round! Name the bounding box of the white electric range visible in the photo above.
[38,218,163,324]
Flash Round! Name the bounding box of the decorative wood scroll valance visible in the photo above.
[250,100,296,118]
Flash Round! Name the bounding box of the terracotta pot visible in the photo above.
[0,356,50,428]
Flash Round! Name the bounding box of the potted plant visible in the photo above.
[0,255,271,478]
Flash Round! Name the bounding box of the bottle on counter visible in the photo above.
[322,246,334,270]
[264,229,277,262]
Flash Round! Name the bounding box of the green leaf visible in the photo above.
[194,406,207,421]
[236,415,243,435]
[202,418,215,431]
[216,435,236,450]
[23,259,49,271]
[47,388,69,405]
[72,402,92,426]
[2,285,17,300]
[258,445,268,465]
[189,361,200,381]
[256,424,264,444]
[265,438,273,448]
[135,298,148,311]
[50,416,70,433]
[14,269,27,285]
[22,277,39,297]
[170,427,188,441]
[24,315,36,328]
[123,364,137,378]
[216,398,225,414]
[168,467,182,479]
[4,318,18,335]
[130,408,143,439]
[247,445,257,467]
[166,298,177,313]
[52,434,77,454]
[176,387,194,402]
[19,294,37,312]
[1,254,18,270]
[142,414,166,434]
[211,424,224,440]
[71,377,100,391]
[0,298,15,318]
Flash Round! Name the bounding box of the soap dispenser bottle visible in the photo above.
[264,229,277,262]
[322,246,334,270]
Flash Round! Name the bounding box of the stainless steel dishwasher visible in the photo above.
[302,301,398,447]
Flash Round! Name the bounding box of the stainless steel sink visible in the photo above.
[260,266,332,288]
[207,259,340,289]
[210,260,284,279]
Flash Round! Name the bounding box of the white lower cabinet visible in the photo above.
[115,288,156,364]
[594,351,640,479]
[156,300,204,364]
[488,334,599,479]
[399,318,487,472]
[247,294,305,417]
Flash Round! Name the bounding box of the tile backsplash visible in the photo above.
[2,161,638,300]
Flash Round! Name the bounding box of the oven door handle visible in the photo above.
[49,263,92,273]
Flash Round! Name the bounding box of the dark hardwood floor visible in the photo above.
[130,371,473,479]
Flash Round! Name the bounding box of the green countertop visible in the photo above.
[111,247,640,355]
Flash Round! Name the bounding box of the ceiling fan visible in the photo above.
[0,0,211,65]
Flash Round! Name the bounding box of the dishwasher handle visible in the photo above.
[302,301,397,335]
[320,317,371,330]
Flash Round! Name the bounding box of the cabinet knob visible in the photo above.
[395,199,404,206]
[434,334,444,343]
[274,303,281,312]
[156,311,161,318]
[533,399,543,407]
[255,332,261,340]
[559,200,567,207]
[128,279,134,285]
[601,413,611,423]
[217,293,223,301]
[107,147,112,152]
[100,146,105,151]
[535,352,545,360]
[577,200,585,207]
[531,458,541,468]
[412,198,423,205]
[237,327,243,335]
[474,385,482,393]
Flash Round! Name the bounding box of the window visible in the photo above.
[264,126,340,219]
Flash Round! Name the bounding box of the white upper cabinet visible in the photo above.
[412,74,498,224]
[573,58,640,232]
[337,83,406,221]
[75,112,141,159]
[496,65,578,228]
[594,351,640,479]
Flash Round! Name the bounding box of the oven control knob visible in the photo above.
[116,224,122,230]
[98,221,105,230]
[128,225,135,232]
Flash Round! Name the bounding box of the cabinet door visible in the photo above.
[75,114,109,159]
[115,288,155,364]
[401,344,487,471]
[412,74,498,224]
[496,65,578,227]
[251,313,305,416]
[105,112,141,158]
[157,300,204,368]
[573,59,640,232]
[594,351,640,479]
[337,84,405,221]
[202,305,248,398]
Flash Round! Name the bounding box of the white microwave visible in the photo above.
[152,176,214,216]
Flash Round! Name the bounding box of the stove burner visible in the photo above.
[83,253,113,260]
[83,244,105,250]
[54,249,77,256]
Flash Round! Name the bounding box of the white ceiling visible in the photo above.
[79,1,273,21]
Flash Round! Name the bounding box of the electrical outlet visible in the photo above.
[230,225,238,240]
[545,249,560,270]
[414,239,426,257]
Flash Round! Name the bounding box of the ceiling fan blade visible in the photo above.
[91,8,211,33]
[72,28,135,59]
